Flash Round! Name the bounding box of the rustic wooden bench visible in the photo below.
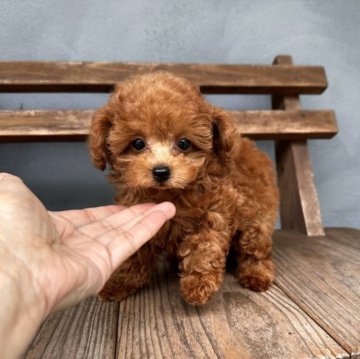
[0,55,359,358]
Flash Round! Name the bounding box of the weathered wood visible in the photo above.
[0,109,337,141]
[232,110,337,139]
[0,110,92,141]
[325,227,360,250]
[273,228,360,357]
[275,140,325,236]
[23,228,360,358]
[25,296,118,358]
[0,61,328,94]
[116,267,348,359]
[273,55,325,236]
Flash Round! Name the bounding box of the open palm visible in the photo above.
[0,173,175,314]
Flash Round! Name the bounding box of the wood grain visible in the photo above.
[23,228,360,358]
[325,227,360,251]
[0,61,328,94]
[25,296,118,358]
[273,55,325,236]
[273,228,360,357]
[116,267,348,359]
[0,109,337,141]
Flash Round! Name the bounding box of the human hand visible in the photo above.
[0,172,175,312]
[0,173,175,357]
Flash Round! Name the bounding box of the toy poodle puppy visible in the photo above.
[89,71,279,305]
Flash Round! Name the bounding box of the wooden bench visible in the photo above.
[0,56,359,358]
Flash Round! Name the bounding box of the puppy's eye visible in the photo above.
[177,138,192,151]
[132,138,146,151]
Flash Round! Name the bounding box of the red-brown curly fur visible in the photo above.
[89,72,279,305]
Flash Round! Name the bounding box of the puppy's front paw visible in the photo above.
[237,259,275,292]
[180,273,222,305]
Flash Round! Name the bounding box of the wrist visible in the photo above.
[0,256,48,357]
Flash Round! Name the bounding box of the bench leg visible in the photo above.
[272,55,325,237]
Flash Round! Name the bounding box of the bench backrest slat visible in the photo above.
[0,61,327,95]
[0,109,337,142]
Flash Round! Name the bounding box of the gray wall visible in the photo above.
[0,0,359,228]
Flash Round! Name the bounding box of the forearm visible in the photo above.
[0,261,47,358]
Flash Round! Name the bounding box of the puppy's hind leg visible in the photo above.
[234,223,275,292]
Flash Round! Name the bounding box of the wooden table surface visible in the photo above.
[26,228,360,359]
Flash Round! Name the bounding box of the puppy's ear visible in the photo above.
[88,104,114,170]
[212,107,240,159]
[89,84,125,170]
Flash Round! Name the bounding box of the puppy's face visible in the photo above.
[89,72,239,191]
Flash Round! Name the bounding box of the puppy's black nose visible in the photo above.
[152,166,171,183]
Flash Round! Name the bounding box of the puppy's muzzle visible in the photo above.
[152,166,171,183]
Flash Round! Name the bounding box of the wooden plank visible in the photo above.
[232,109,337,140]
[325,227,360,250]
[25,296,118,358]
[273,55,325,236]
[273,228,360,358]
[0,110,92,141]
[0,61,328,94]
[116,268,348,359]
[0,109,337,142]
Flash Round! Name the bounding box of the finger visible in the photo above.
[94,202,175,251]
[75,203,160,238]
[52,203,156,228]
[103,206,175,268]
[114,202,176,233]
[52,205,125,228]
